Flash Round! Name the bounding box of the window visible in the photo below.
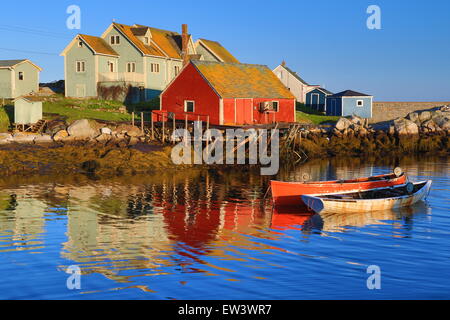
[78,41,83,48]
[18,72,24,80]
[174,66,180,76]
[150,63,160,73]
[110,35,120,45]
[272,101,279,112]
[357,100,364,107]
[127,62,136,73]
[108,61,115,72]
[184,100,195,113]
[144,37,150,44]
[76,61,85,73]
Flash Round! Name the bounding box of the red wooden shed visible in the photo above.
[160,60,296,126]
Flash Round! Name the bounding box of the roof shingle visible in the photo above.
[192,60,295,99]
[0,60,27,68]
[331,90,371,97]
[198,39,239,63]
[79,35,119,56]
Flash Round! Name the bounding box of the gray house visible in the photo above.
[326,90,373,118]
[61,22,239,103]
[0,60,42,99]
[273,62,319,103]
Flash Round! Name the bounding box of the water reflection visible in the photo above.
[0,155,446,298]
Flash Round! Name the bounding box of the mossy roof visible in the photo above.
[198,39,239,63]
[192,60,295,99]
[79,35,119,56]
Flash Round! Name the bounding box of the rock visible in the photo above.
[418,111,432,123]
[128,137,139,146]
[388,125,396,136]
[335,118,352,131]
[67,119,98,139]
[118,106,127,114]
[53,130,69,141]
[0,133,12,141]
[394,118,419,135]
[101,127,112,135]
[45,120,67,136]
[11,133,38,144]
[407,112,419,123]
[95,133,112,143]
[116,124,143,137]
[34,135,53,144]
[433,115,450,130]
[351,115,363,126]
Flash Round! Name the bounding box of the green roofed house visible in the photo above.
[0,60,42,99]
[61,22,239,103]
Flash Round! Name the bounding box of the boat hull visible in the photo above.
[302,180,432,214]
[271,174,407,207]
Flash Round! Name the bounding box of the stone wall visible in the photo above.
[371,102,450,123]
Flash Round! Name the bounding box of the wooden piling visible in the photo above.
[141,112,144,134]
[151,112,154,141]
[132,112,135,127]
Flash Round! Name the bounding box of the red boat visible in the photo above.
[271,171,407,208]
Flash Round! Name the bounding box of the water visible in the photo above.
[0,156,449,300]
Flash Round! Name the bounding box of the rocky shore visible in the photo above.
[296,106,450,158]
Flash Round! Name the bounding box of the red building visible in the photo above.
[160,60,296,126]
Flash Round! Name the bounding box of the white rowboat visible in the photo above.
[302,181,432,214]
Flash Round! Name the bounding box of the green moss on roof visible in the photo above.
[192,61,295,99]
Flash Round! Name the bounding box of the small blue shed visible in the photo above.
[305,88,333,112]
[326,90,373,118]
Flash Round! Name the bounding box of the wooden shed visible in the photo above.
[14,96,43,125]
[161,60,296,126]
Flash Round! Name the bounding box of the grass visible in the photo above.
[296,103,340,125]
[42,95,160,123]
[0,105,13,132]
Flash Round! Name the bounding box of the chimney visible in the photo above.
[182,24,190,66]
[281,60,286,67]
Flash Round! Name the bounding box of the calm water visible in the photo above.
[0,156,449,300]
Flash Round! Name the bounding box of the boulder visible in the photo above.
[422,120,438,132]
[394,118,419,135]
[34,135,53,144]
[116,124,143,137]
[351,115,363,126]
[434,115,450,130]
[45,120,67,136]
[11,133,38,144]
[95,133,113,143]
[67,119,98,139]
[335,118,352,131]
[0,133,12,141]
[407,112,419,123]
[418,111,432,123]
[53,130,69,141]
[101,127,113,135]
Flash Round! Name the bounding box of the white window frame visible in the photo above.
[150,63,160,73]
[174,66,181,77]
[108,60,116,73]
[357,99,364,107]
[127,62,136,73]
[110,35,120,45]
[272,101,279,112]
[184,100,195,113]
[76,61,86,73]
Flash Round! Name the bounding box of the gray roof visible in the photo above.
[310,87,333,95]
[281,65,310,86]
[331,90,371,97]
[0,59,27,68]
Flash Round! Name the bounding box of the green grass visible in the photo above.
[43,96,135,123]
[295,103,340,125]
[0,106,12,132]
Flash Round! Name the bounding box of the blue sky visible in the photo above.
[0,0,449,101]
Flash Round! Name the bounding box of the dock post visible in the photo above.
[141,112,144,134]
[162,113,165,144]
[173,115,176,145]
[151,112,154,141]
[132,112,135,127]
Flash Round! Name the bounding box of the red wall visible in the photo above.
[223,98,295,125]
[162,63,296,126]
[161,63,221,124]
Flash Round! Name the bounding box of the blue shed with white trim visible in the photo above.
[305,87,333,113]
[326,90,373,118]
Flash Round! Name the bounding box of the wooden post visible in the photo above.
[151,112,154,141]
[206,116,210,148]
[173,115,176,145]
[132,112,135,127]
[162,113,165,144]
[141,112,144,134]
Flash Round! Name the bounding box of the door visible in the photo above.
[75,84,86,98]
[312,93,320,110]
[235,99,253,125]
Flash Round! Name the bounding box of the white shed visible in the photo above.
[13,96,43,125]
